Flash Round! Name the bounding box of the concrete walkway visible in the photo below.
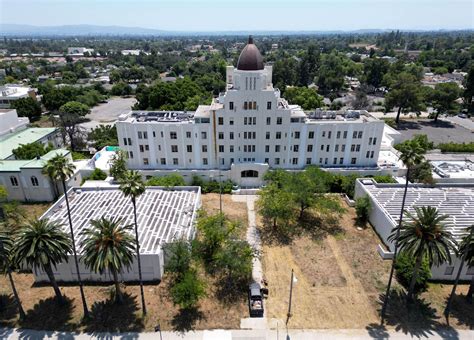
[2,327,473,339]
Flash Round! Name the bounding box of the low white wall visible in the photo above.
[33,252,163,283]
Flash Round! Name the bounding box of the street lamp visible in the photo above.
[286,269,297,326]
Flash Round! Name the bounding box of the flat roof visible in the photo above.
[41,186,201,254]
[361,181,473,243]
[0,127,57,159]
[432,160,474,179]
[0,149,70,172]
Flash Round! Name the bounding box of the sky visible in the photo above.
[1,0,473,31]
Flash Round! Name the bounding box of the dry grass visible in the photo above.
[260,197,474,331]
[0,193,249,332]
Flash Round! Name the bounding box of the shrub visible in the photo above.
[170,269,206,309]
[438,142,474,153]
[147,174,185,187]
[355,195,371,223]
[164,239,192,280]
[372,175,396,183]
[190,175,234,194]
[89,168,107,180]
[394,251,431,293]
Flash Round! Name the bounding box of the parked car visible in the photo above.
[458,113,468,118]
[248,282,264,317]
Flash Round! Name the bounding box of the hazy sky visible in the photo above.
[1,0,473,31]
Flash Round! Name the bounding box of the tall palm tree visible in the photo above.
[80,217,135,304]
[44,154,89,317]
[444,225,474,323]
[119,170,147,315]
[0,229,26,319]
[381,139,425,323]
[389,206,457,302]
[14,219,71,303]
[41,161,59,199]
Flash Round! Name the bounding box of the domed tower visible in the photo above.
[237,36,264,71]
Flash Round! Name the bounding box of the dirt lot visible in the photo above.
[260,198,474,332]
[0,194,248,332]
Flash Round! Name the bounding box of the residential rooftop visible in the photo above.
[0,127,57,159]
[41,186,201,254]
[361,180,474,243]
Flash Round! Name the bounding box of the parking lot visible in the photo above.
[80,96,136,130]
[396,119,473,145]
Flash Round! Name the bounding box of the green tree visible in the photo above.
[384,72,425,124]
[12,142,52,160]
[147,174,186,187]
[170,269,206,309]
[118,170,147,315]
[57,101,90,151]
[80,217,135,304]
[257,183,294,230]
[284,87,323,110]
[355,195,371,223]
[394,251,431,293]
[430,82,461,122]
[88,125,118,150]
[111,81,132,96]
[42,154,89,315]
[0,230,26,319]
[463,66,474,113]
[389,206,456,302]
[83,168,107,182]
[163,239,192,280]
[14,219,71,303]
[109,150,128,181]
[11,97,42,121]
[363,58,390,89]
[316,52,345,95]
[215,238,253,289]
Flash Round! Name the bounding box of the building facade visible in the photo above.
[117,37,385,186]
[0,85,38,109]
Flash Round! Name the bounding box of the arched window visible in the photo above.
[241,170,258,178]
[31,176,39,187]
[10,176,19,187]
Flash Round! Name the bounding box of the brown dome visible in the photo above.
[237,36,264,71]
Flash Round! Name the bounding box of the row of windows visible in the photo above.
[9,176,39,187]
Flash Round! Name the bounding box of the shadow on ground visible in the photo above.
[378,290,459,339]
[83,293,143,334]
[395,119,456,131]
[446,294,474,330]
[0,294,18,328]
[171,307,205,333]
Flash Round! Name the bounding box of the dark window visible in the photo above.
[266,132,270,140]
[219,145,224,152]
[294,145,299,152]
[294,131,300,139]
[241,170,259,178]
[306,158,311,165]
[10,176,18,186]
[161,158,166,165]
[123,138,128,145]
[307,145,313,152]
[173,158,178,165]
[202,145,207,152]
[267,101,272,110]
[277,117,282,125]
[351,157,357,164]
[171,145,178,152]
[170,132,177,139]
[187,145,193,152]
[308,131,314,139]
[201,132,207,139]
[266,117,271,125]
[218,132,224,139]
[203,158,208,165]
[218,117,224,125]
[31,176,39,186]
[230,132,234,140]
[292,158,298,165]
[229,102,234,110]
[143,158,149,165]
[186,131,191,138]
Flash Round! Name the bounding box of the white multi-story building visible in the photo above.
[117,37,385,186]
[0,85,38,109]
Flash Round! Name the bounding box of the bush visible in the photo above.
[170,269,206,309]
[147,174,186,187]
[372,175,396,183]
[394,251,431,293]
[190,175,234,194]
[89,168,107,180]
[355,195,371,223]
[438,142,474,153]
[164,239,192,280]
[12,142,53,160]
[71,151,90,160]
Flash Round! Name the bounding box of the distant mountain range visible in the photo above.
[0,24,471,37]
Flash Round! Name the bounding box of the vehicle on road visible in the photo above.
[248,282,264,317]
[458,113,468,118]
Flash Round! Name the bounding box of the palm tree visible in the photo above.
[44,154,89,317]
[14,219,71,303]
[41,161,59,199]
[80,217,135,304]
[444,225,474,323]
[119,170,147,315]
[0,229,26,319]
[381,139,425,323]
[389,206,457,302]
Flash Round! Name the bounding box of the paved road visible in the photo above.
[80,96,136,131]
[2,327,473,339]
[441,116,474,132]
[394,119,473,144]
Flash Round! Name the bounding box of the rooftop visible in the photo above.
[0,85,33,98]
[361,180,473,243]
[0,149,70,172]
[41,186,201,254]
[432,160,474,180]
[0,127,58,159]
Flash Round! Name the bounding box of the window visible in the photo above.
[306,158,311,165]
[351,144,355,152]
[275,145,281,152]
[230,145,234,152]
[241,170,259,178]
[351,157,357,164]
[253,117,256,124]
[366,151,370,158]
[339,158,343,164]
[143,131,148,139]
[244,102,248,110]
[161,158,166,165]
[138,131,142,139]
[158,145,161,151]
[129,151,134,159]
[265,145,270,152]
[276,132,281,139]
[266,132,270,140]
[335,145,339,152]
[294,131,300,139]
[230,158,234,164]
[145,145,149,151]
[274,158,280,165]
[277,117,282,125]
[203,158,208,165]
[292,158,298,165]
[264,158,269,164]
[358,131,363,139]
[229,101,234,110]
[322,131,326,137]
[201,132,207,139]
[170,132,177,139]
[230,132,234,140]
[230,119,234,125]
[328,131,332,139]
[321,145,324,151]
[307,145,313,152]
[326,145,329,152]
[244,132,247,139]
[356,144,360,152]
[266,117,271,125]
[123,138,128,145]
[343,131,347,139]
[333,158,337,165]
[218,132,224,140]
[218,117,224,125]
[444,266,455,275]
[371,151,374,158]
[186,131,191,138]
[341,145,346,152]
[294,145,299,152]
[171,145,178,152]
[369,137,373,145]
[336,131,341,139]
[202,145,207,152]
[139,145,144,152]
[308,131,314,139]
[319,158,323,164]
[267,101,272,110]
[143,158,149,165]
[161,132,164,138]
[31,176,39,186]
[373,137,377,145]
[187,145,193,152]
[153,131,156,138]
[127,138,132,145]
[173,158,178,165]
[219,145,224,152]
[353,131,358,139]
[324,158,328,165]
